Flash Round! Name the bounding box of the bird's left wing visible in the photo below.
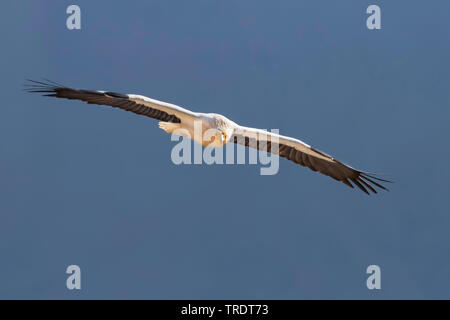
[231,125,390,194]
[25,79,199,123]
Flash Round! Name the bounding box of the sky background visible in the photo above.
[1,0,450,299]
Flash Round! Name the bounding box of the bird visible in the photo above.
[25,79,391,194]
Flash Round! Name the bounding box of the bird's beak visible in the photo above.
[221,132,227,145]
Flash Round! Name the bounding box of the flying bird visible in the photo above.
[25,79,390,194]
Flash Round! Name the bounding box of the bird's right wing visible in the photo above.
[25,79,199,123]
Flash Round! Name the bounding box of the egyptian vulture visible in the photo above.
[25,79,390,194]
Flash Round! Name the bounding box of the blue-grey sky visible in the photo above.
[1,0,450,299]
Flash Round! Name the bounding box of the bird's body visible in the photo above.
[26,79,390,194]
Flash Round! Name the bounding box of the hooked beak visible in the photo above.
[221,132,227,145]
[216,131,227,145]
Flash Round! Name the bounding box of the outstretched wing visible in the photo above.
[231,125,391,194]
[25,79,199,123]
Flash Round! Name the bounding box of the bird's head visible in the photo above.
[207,113,235,146]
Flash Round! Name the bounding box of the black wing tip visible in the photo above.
[24,78,66,86]
[24,79,129,99]
[357,173,392,194]
[23,78,64,94]
[340,172,392,195]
